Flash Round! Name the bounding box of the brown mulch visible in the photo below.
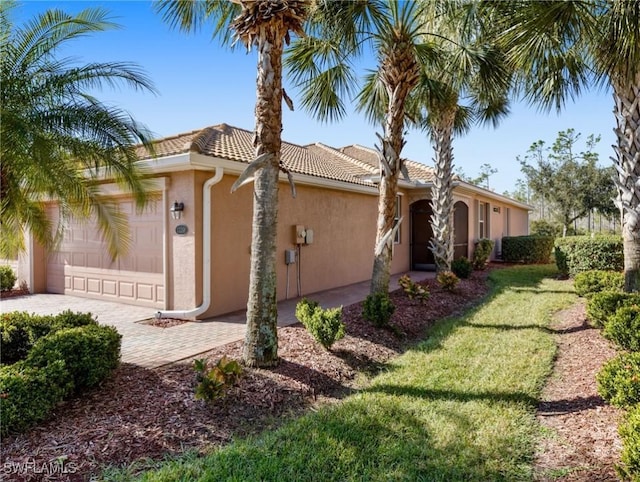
[0,287,30,300]
[137,317,190,328]
[534,299,623,481]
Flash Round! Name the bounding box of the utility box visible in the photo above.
[285,249,297,265]
[304,228,314,245]
[294,225,306,244]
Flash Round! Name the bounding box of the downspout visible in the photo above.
[156,167,224,319]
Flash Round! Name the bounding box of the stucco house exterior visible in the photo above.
[13,124,531,319]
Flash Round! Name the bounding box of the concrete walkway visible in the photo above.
[0,271,432,368]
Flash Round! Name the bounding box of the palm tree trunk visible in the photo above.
[242,31,284,367]
[612,78,640,292]
[371,172,399,294]
[429,107,456,271]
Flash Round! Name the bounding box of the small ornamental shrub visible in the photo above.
[619,404,640,481]
[437,271,459,292]
[554,235,624,276]
[398,275,429,302]
[501,236,555,264]
[586,291,640,328]
[193,356,242,402]
[574,270,624,298]
[596,351,640,408]
[472,239,494,270]
[0,360,71,435]
[0,266,17,291]
[603,305,640,352]
[295,298,345,349]
[530,220,561,237]
[26,325,121,391]
[362,293,395,328]
[451,257,473,279]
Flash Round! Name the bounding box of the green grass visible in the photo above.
[108,265,577,481]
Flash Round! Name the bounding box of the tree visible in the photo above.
[518,129,616,236]
[286,0,428,294]
[0,2,156,260]
[155,0,309,367]
[487,0,640,291]
[456,163,498,189]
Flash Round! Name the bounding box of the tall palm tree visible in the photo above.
[286,0,434,294]
[487,0,640,292]
[0,2,156,260]
[155,0,309,367]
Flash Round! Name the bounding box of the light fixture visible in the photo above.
[170,201,184,220]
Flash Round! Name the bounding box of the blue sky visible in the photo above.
[14,1,617,195]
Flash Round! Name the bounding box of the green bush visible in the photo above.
[0,265,17,291]
[501,236,555,264]
[596,352,640,408]
[362,293,395,328]
[398,275,430,302]
[26,324,121,391]
[574,270,625,298]
[0,360,71,435]
[451,257,473,279]
[193,356,243,402]
[554,235,624,276]
[530,220,561,237]
[472,239,494,270]
[437,270,460,292]
[604,305,640,352]
[619,404,640,482]
[1,310,97,365]
[586,291,640,328]
[295,298,345,350]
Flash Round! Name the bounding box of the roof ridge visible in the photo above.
[312,143,378,174]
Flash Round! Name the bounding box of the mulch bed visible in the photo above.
[137,317,190,328]
[0,268,623,481]
[0,287,30,300]
[534,298,622,481]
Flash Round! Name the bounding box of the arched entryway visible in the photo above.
[453,201,469,260]
[410,200,435,270]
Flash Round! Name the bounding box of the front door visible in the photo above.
[453,201,469,260]
[411,200,435,270]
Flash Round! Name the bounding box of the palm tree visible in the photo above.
[0,2,156,260]
[286,0,433,294]
[155,0,309,367]
[487,0,640,291]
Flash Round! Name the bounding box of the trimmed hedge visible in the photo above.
[619,404,640,482]
[574,270,625,298]
[597,352,640,408]
[451,257,473,279]
[586,291,640,328]
[472,238,494,270]
[554,235,624,277]
[1,310,96,364]
[362,293,395,328]
[501,236,555,264]
[26,325,121,391]
[295,299,345,350]
[0,265,17,291]
[0,360,71,435]
[604,305,640,352]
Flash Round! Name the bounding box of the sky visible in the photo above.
[12,0,618,195]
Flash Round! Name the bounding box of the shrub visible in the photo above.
[451,257,473,279]
[1,310,97,365]
[596,352,640,408]
[554,235,624,276]
[295,298,345,349]
[574,270,625,298]
[586,291,640,328]
[397,275,430,302]
[501,236,555,264]
[437,271,459,292]
[193,356,242,402]
[362,293,395,328]
[0,266,17,291]
[0,360,71,435]
[530,220,561,237]
[472,239,494,270]
[26,325,121,391]
[604,305,640,352]
[619,404,640,481]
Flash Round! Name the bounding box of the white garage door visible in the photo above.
[46,198,165,308]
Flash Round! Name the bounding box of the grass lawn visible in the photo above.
[108,265,577,481]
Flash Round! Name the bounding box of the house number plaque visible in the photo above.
[175,225,188,235]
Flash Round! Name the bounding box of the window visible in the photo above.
[394,195,401,244]
[478,202,486,239]
[505,207,511,236]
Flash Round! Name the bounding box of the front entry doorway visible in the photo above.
[410,200,435,270]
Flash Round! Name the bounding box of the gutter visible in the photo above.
[156,167,224,320]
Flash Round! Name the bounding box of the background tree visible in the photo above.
[456,163,498,190]
[156,0,309,367]
[0,2,156,260]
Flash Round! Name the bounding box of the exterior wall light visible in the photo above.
[170,201,184,220]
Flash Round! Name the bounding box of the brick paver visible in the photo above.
[0,271,432,368]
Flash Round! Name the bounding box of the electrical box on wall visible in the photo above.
[285,249,297,265]
[305,229,314,244]
[294,225,306,244]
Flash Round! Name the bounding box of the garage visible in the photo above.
[46,197,165,308]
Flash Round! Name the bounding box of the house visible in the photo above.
[13,124,531,318]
